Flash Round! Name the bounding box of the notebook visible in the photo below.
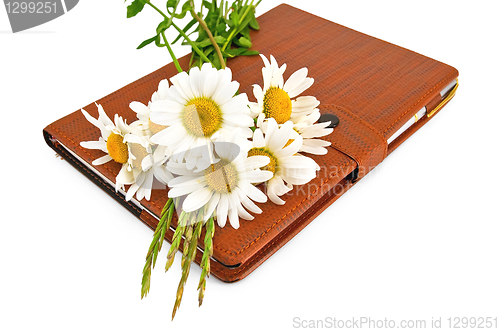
[43,4,459,282]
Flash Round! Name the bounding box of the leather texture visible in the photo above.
[43,4,458,282]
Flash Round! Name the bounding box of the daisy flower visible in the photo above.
[292,110,333,155]
[249,54,320,128]
[80,105,171,202]
[166,132,272,229]
[129,79,170,137]
[80,104,134,166]
[148,63,254,161]
[116,132,173,201]
[247,118,318,205]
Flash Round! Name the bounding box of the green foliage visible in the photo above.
[140,198,174,299]
[137,35,159,49]
[126,0,147,18]
[126,0,262,70]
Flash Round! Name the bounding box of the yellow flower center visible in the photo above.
[148,119,168,136]
[182,97,222,138]
[247,147,278,174]
[128,143,149,169]
[204,159,239,194]
[263,87,292,124]
[106,133,129,164]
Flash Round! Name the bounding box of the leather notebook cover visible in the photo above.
[43,4,459,282]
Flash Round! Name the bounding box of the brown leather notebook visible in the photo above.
[43,4,458,282]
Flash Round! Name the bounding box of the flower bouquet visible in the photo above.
[76,0,333,319]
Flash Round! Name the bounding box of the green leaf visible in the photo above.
[241,49,259,56]
[194,36,225,48]
[202,0,212,9]
[213,35,227,44]
[137,35,158,49]
[172,18,197,44]
[237,36,252,48]
[216,22,226,33]
[240,25,250,39]
[212,54,221,69]
[223,47,246,57]
[166,0,178,11]
[172,1,192,19]
[231,11,239,27]
[126,0,146,18]
[249,13,259,30]
[156,18,172,34]
[197,29,208,42]
[154,34,163,47]
[195,38,212,48]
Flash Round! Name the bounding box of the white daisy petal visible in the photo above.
[220,93,249,114]
[92,155,112,165]
[287,77,314,98]
[264,118,278,147]
[292,97,321,112]
[168,182,206,198]
[300,123,333,138]
[269,120,293,151]
[153,166,172,185]
[168,175,204,187]
[203,192,221,220]
[283,67,308,95]
[252,128,265,147]
[150,99,184,114]
[267,180,286,205]
[126,184,140,201]
[236,188,262,214]
[246,184,267,203]
[201,63,219,97]
[129,101,150,117]
[96,104,114,127]
[236,199,254,220]
[244,155,270,170]
[252,84,264,103]
[216,194,228,227]
[80,140,107,152]
[300,143,329,155]
[183,187,213,212]
[275,135,303,158]
[246,169,273,184]
[270,175,293,196]
[227,193,240,229]
[212,81,240,106]
[249,102,263,118]
[280,155,318,170]
[156,79,170,100]
[223,113,254,127]
[171,71,195,101]
[188,66,202,97]
[81,109,104,131]
[150,125,186,146]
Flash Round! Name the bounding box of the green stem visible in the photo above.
[171,21,213,66]
[146,0,213,68]
[239,1,253,25]
[190,1,226,68]
[221,1,254,52]
[146,1,168,19]
[161,31,183,73]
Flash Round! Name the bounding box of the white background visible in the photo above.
[1,1,499,331]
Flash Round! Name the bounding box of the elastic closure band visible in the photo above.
[319,104,387,181]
